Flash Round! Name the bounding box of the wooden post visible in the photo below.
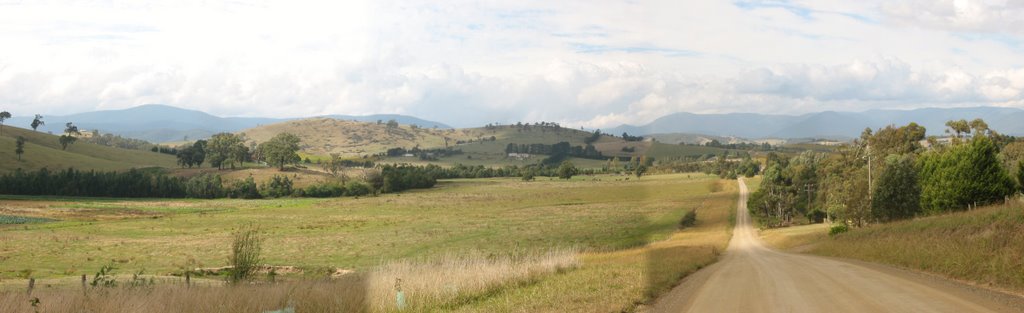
[81,274,87,293]
[27,278,35,295]
[185,272,191,288]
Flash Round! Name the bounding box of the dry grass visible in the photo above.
[365,249,580,312]
[452,180,739,312]
[0,174,728,312]
[0,249,580,313]
[760,199,1024,294]
[1,277,367,313]
[758,223,828,251]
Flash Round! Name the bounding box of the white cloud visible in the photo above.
[881,0,1024,35]
[0,0,1023,130]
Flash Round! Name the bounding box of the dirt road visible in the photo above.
[649,178,1024,313]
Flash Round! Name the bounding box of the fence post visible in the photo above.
[81,274,87,293]
[185,272,191,288]
[27,278,35,295]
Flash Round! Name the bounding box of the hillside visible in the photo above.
[240,118,458,156]
[241,120,651,167]
[647,133,751,145]
[0,125,178,173]
[7,104,451,143]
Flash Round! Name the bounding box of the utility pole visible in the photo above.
[805,183,815,221]
[862,144,873,200]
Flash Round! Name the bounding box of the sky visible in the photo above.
[1,0,1023,128]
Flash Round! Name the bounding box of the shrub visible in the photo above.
[228,177,261,199]
[229,224,263,284]
[679,209,697,229]
[184,174,223,199]
[304,182,346,198]
[345,181,373,197]
[261,175,293,198]
[380,164,437,193]
[828,224,849,237]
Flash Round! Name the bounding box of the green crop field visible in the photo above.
[0,173,737,312]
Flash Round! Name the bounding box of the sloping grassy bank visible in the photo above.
[764,200,1024,294]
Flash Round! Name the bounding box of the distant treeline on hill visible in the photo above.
[505,142,604,160]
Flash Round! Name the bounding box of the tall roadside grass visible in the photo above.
[0,249,580,313]
[365,249,580,312]
[807,201,1024,293]
[453,179,739,312]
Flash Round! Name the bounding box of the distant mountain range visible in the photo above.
[606,107,1024,139]
[7,104,1023,143]
[6,104,452,143]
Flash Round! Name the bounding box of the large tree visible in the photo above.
[1000,142,1024,181]
[557,160,576,179]
[871,154,921,221]
[58,122,80,150]
[207,133,247,170]
[918,135,1015,213]
[30,114,44,131]
[1017,160,1024,193]
[15,136,25,160]
[259,133,301,171]
[0,111,10,135]
[175,140,208,168]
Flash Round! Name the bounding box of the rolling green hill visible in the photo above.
[0,125,178,173]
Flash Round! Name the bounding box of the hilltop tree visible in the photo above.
[30,114,44,131]
[58,122,80,150]
[584,129,601,145]
[259,133,301,171]
[15,136,25,160]
[871,154,921,221]
[386,119,399,129]
[557,160,576,180]
[945,119,970,139]
[0,111,10,135]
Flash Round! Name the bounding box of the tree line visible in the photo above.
[749,119,1023,228]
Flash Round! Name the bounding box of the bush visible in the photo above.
[679,209,697,229]
[229,224,262,284]
[828,224,849,237]
[380,164,437,193]
[261,175,294,198]
[304,182,346,198]
[228,177,261,199]
[345,181,373,197]
[184,174,223,199]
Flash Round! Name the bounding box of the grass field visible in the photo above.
[0,126,178,173]
[0,173,737,312]
[760,199,1024,294]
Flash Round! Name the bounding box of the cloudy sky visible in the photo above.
[1,0,1023,128]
